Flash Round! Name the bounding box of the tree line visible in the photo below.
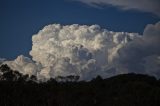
[0,64,160,106]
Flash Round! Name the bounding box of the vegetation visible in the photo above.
[0,64,160,106]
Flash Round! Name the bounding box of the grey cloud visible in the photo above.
[75,0,160,17]
[0,58,6,65]
[116,22,160,77]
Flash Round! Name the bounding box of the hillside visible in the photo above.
[0,64,160,106]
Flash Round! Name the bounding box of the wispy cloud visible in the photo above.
[74,0,160,17]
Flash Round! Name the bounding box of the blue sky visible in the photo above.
[0,0,159,59]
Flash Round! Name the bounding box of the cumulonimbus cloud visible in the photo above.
[2,22,160,81]
[74,0,160,17]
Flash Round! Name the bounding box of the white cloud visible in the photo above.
[75,0,160,16]
[29,24,139,80]
[2,21,160,80]
[4,55,40,76]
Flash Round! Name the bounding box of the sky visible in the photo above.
[0,0,160,59]
[0,0,160,80]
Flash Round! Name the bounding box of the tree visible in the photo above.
[66,75,80,82]
[0,64,14,81]
[0,64,11,73]
[0,64,28,82]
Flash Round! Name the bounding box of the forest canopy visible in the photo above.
[0,64,160,106]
